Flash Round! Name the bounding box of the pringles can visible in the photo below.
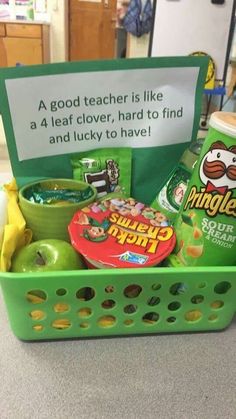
[171,111,236,266]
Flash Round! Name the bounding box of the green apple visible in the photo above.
[11,239,85,273]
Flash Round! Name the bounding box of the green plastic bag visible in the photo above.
[71,148,132,198]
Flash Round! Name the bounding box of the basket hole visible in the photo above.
[142,312,159,325]
[124,284,142,298]
[191,295,204,304]
[124,319,134,326]
[52,319,71,330]
[26,290,47,304]
[101,299,116,309]
[78,308,92,318]
[208,314,218,322]
[97,315,116,328]
[29,310,46,320]
[169,283,187,295]
[210,300,224,310]
[53,303,70,313]
[198,282,207,289]
[151,283,161,291]
[167,316,176,323]
[80,322,90,329]
[185,310,202,322]
[56,288,67,296]
[105,285,115,293]
[32,325,44,332]
[147,296,160,306]
[124,304,137,314]
[76,287,95,301]
[168,301,181,311]
[214,282,231,294]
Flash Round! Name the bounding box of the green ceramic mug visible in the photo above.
[19,178,97,242]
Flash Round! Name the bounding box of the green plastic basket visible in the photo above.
[0,265,236,341]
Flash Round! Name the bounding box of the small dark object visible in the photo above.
[211,0,225,4]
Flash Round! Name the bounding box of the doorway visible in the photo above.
[69,0,117,61]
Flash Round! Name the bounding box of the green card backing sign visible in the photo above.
[0,56,208,203]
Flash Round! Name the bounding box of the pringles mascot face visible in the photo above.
[199,141,236,194]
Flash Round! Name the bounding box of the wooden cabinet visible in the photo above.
[0,23,5,37]
[0,22,50,67]
[69,0,117,61]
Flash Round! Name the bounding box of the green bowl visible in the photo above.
[19,178,97,242]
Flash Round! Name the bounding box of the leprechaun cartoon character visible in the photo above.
[199,141,236,194]
[76,212,110,242]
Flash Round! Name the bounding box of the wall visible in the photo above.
[0,118,6,146]
[150,0,234,81]
[47,0,68,63]
[126,33,150,58]
[0,1,68,145]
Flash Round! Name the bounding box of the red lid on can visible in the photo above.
[68,197,176,268]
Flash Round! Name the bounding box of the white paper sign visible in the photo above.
[6,67,199,161]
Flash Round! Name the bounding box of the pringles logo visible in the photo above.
[108,212,174,254]
[184,141,236,217]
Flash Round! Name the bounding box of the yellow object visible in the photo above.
[54,303,70,313]
[190,52,215,90]
[98,316,116,327]
[185,310,202,322]
[29,310,45,320]
[52,319,71,330]
[204,56,215,90]
[0,179,32,272]
[26,291,46,304]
